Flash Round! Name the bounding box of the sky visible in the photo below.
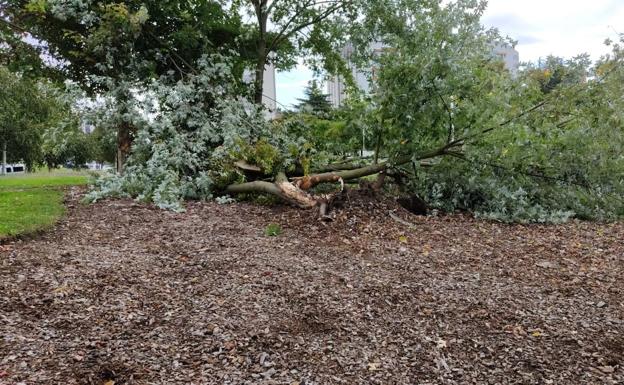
[276,0,624,108]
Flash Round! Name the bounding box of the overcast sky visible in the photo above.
[276,0,623,108]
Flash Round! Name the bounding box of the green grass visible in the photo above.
[0,171,91,238]
[0,171,89,189]
[0,189,65,237]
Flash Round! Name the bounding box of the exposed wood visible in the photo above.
[234,160,263,173]
[275,178,319,209]
[226,172,319,209]
[226,144,451,210]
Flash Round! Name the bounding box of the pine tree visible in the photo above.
[296,80,332,115]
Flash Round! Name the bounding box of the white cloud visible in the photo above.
[483,0,623,61]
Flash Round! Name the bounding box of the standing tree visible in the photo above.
[296,80,332,115]
[240,0,354,104]
[0,66,60,172]
[2,0,246,173]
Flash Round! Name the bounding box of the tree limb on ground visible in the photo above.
[224,144,452,213]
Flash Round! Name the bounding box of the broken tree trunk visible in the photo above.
[224,146,453,212]
[226,172,319,209]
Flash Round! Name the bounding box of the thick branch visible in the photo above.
[294,146,450,190]
[226,172,319,208]
[315,162,369,172]
[267,1,346,53]
[226,180,284,196]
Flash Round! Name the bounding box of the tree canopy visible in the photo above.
[0,65,91,171]
[239,0,355,103]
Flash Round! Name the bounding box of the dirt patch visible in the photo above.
[1,191,623,384]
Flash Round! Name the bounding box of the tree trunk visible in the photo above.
[1,141,6,176]
[253,2,269,105]
[254,52,267,105]
[116,122,132,174]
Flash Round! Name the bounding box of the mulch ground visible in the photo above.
[1,189,623,384]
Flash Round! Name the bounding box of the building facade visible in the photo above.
[491,42,520,76]
[243,61,277,118]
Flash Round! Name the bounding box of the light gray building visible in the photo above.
[326,42,386,108]
[491,42,520,76]
[243,60,277,118]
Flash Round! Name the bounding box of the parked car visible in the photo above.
[1,163,26,174]
[85,161,113,171]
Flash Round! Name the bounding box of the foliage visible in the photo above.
[3,0,246,86]
[343,0,624,222]
[239,0,356,102]
[83,54,310,210]
[40,99,95,169]
[89,125,117,164]
[0,65,99,170]
[0,66,51,169]
[295,80,332,116]
[525,55,591,94]
[24,0,624,223]
[264,223,282,236]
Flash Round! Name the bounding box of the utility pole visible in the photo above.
[1,141,6,175]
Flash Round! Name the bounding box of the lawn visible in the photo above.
[0,171,90,238]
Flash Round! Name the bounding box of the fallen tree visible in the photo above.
[83,2,624,223]
[224,146,454,215]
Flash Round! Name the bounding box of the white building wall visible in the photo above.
[243,61,277,118]
[262,61,277,114]
[327,74,346,108]
[491,42,520,75]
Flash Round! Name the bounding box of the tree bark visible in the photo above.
[254,52,267,105]
[116,122,132,174]
[226,172,319,209]
[253,1,269,105]
[225,145,452,209]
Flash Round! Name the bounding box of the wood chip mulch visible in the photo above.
[1,189,623,384]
